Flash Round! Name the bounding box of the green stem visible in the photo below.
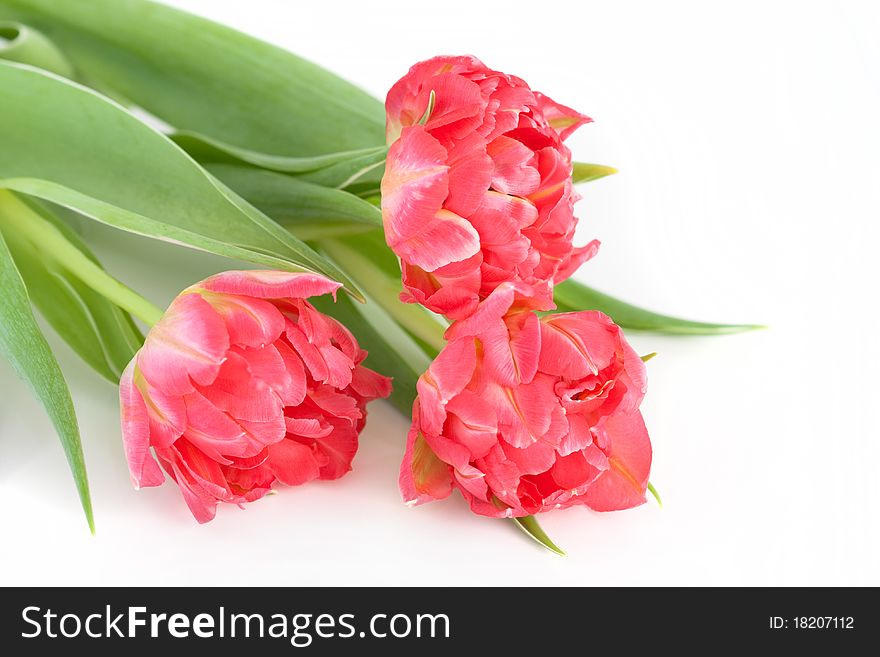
[319,238,447,353]
[0,190,164,327]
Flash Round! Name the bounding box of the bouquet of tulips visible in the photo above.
[0,0,755,552]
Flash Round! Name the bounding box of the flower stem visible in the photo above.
[0,190,164,327]
[318,238,447,354]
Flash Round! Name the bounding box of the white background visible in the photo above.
[2,0,878,586]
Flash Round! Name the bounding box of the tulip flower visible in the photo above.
[119,270,391,522]
[400,284,651,517]
[381,55,599,320]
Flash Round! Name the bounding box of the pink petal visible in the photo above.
[285,321,330,383]
[487,135,541,196]
[199,270,341,301]
[444,389,497,460]
[316,342,354,389]
[274,340,307,406]
[500,439,557,476]
[416,336,477,436]
[233,343,293,401]
[172,439,233,500]
[236,415,287,447]
[312,419,359,480]
[551,451,600,490]
[584,411,652,512]
[382,126,449,248]
[400,259,481,320]
[401,208,482,273]
[399,417,453,506]
[554,239,600,284]
[266,439,322,486]
[308,385,361,424]
[196,351,284,423]
[444,282,517,341]
[478,311,542,388]
[534,91,592,141]
[119,362,165,489]
[137,292,229,396]
[350,363,393,400]
[538,311,618,379]
[135,373,186,449]
[198,292,285,348]
[183,389,275,462]
[382,126,481,272]
[285,416,333,439]
[558,413,594,457]
[482,373,560,449]
[165,457,219,523]
[385,59,487,142]
[444,132,493,217]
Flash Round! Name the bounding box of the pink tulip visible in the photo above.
[399,283,651,517]
[382,55,600,319]
[119,270,391,522]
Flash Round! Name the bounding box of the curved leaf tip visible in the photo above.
[511,515,566,556]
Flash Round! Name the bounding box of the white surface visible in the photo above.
[2,0,878,586]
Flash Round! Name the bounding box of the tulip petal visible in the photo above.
[200,270,341,301]
[350,363,393,400]
[313,419,359,480]
[444,132,493,217]
[382,126,481,272]
[182,389,280,462]
[444,389,497,460]
[308,385,361,424]
[487,135,541,196]
[197,351,283,423]
[584,411,652,511]
[285,415,333,439]
[534,92,593,141]
[483,373,559,448]
[554,239,600,284]
[137,292,229,396]
[119,362,165,489]
[538,311,618,378]
[399,418,454,506]
[199,292,286,348]
[267,438,322,486]
[135,373,187,449]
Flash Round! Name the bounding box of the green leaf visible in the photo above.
[571,162,618,184]
[511,516,566,556]
[0,222,93,531]
[172,132,388,177]
[0,19,72,76]
[2,196,142,382]
[320,237,447,354]
[0,0,385,156]
[0,61,362,299]
[311,292,430,416]
[553,279,764,335]
[206,164,382,241]
[647,482,663,508]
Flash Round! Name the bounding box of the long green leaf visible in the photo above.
[207,165,382,241]
[0,19,71,75]
[0,0,385,155]
[173,132,387,176]
[554,279,764,334]
[3,196,142,382]
[0,222,93,531]
[0,61,362,298]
